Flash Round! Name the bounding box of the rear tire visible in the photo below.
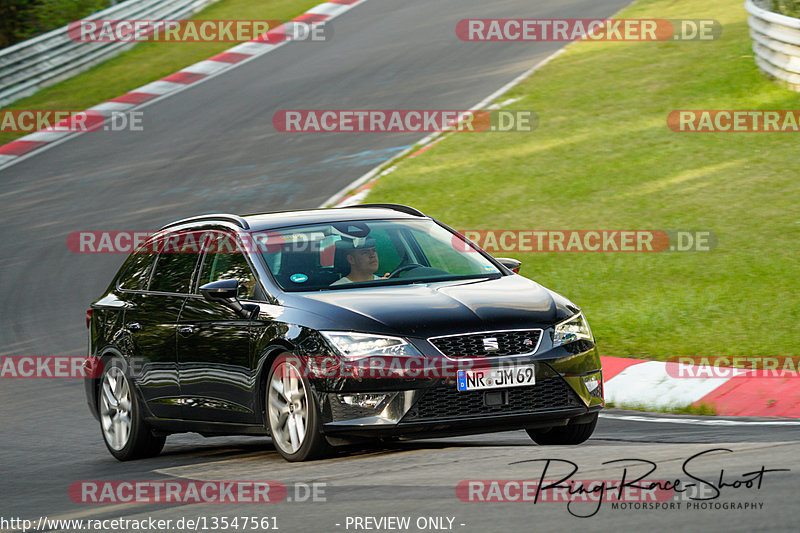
[98,358,166,461]
[527,413,598,445]
[266,355,330,462]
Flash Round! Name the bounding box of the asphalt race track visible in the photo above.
[3,404,800,531]
[0,0,796,531]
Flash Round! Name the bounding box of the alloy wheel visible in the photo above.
[268,362,309,454]
[99,366,132,450]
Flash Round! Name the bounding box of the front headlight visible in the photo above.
[552,312,593,347]
[320,332,422,360]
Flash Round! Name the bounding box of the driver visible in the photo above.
[331,238,389,285]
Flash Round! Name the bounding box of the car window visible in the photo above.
[258,219,501,291]
[371,227,404,274]
[117,247,158,291]
[147,233,200,294]
[405,226,474,274]
[197,233,257,299]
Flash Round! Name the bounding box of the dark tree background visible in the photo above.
[761,0,800,16]
[772,0,800,16]
[0,0,112,49]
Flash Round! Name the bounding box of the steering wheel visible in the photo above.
[388,263,425,278]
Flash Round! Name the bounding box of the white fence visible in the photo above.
[746,0,800,91]
[0,0,219,108]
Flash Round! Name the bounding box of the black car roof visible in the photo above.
[160,204,428,232]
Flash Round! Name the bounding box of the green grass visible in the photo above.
[606,402,718,416]
[0,0,319,146]
[366,0,800,360]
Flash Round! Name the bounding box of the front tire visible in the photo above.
[527,412,598,445]
[98,358,165,461]
[266,356,330,462]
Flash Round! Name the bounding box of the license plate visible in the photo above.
[457,365,536,391]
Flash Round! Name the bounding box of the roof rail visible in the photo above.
[160,213,250,230]
[342,203,426,217]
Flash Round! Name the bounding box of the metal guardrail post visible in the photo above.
[0,0,220,108]
[745,0,800,91]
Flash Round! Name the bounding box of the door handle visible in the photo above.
[177,325,195,336]
[126,322,142,332]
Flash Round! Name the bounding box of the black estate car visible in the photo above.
[85,204,603,462]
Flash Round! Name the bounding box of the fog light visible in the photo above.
[582,372,603,399]
[340,393,389,410]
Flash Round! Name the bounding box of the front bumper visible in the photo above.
[315,343,603,438]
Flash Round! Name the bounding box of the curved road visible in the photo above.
[0,0,632,356]
[0,0,796,531]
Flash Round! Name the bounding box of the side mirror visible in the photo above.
[200,279,252,318]
[496,257,521,274]
[200,278,240,301]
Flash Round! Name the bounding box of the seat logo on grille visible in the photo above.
[482,337,499,351]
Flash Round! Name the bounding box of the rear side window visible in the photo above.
[117,250,157,291]
[148,245,200,294]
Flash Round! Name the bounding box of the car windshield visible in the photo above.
[256,219,502,291]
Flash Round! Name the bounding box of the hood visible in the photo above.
[281,275,580,338]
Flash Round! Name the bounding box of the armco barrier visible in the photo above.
[745,0,800,91]
[0,0,220,108]
[0,0,365,169]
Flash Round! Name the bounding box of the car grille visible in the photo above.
[401,377,582,422]
[429,329,542,358]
